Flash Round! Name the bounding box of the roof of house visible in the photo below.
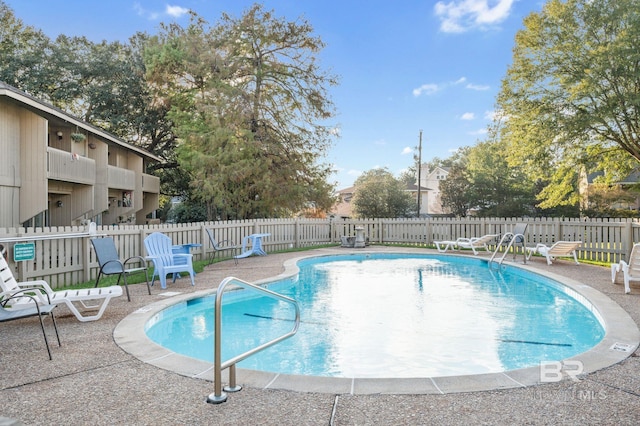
[618,169,640,185]
[0,81,162,162]
[405,183,432,191]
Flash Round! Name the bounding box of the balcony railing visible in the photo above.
[107,165,135,190]
[142,173,160,193]
[47,147,95,184]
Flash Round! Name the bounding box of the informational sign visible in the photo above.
[13,242,35,262]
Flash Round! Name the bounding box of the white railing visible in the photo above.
[0,217,638,288]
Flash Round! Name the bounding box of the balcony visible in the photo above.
[47,147,95,184]
[142,173,160,193]
[107,165,135,190]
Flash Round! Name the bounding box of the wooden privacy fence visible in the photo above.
[0,217,639,289]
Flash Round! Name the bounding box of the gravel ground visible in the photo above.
[1,246,639,425]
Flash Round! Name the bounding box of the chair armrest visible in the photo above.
[172,253,192,259]
[1,290,38,308]
[16,279,53,295]
[1,287,53,304]
[217,239,237,248]
[123,255,148,267]
[100,259,126,273]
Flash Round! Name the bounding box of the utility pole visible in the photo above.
[417,130,422,217]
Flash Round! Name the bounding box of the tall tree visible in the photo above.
[439,163,471,217]
[0,2,54,97]
[146,5,338,219]
[352,168,416,218]
[496,0,640,209]
[464,141,538,217]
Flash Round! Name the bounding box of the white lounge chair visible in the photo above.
[435,234,499,255]
[525,241,582,265]
[0,256,123,322]
[611,243,640,294]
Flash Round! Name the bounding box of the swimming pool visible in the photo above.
[145,253,605,378]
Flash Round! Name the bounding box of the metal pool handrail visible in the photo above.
[489,232,527,267]
[207,276,300,404]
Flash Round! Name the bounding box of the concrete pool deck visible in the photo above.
[1,246,640,425]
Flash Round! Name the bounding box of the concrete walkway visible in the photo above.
[1,247,639,425]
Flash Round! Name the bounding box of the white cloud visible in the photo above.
[466,83,490,90]
[412,84,440,97]
[434,0,515,33]
[373,139,387,146]
[401,147,414,155]
[133,2,188,20]
[166,5,190,18]
[413,77,486,97]
[461,112,475,120]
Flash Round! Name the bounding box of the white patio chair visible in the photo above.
[611,243,640,294]
[525,241,582,265]
[0,256,122,322]
[435,234,499,255]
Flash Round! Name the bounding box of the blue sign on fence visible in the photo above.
[14,243,35,262]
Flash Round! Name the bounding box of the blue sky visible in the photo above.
[6,0,543,189]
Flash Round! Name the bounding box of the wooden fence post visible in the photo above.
[82,236,91,282]
[295,219,301,248]
[623,222,633,261]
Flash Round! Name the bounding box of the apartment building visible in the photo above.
[0,82,161,228]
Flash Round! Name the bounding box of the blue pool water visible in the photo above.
[145,253,605,378]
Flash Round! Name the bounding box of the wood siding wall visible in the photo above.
[20,110,48,223]
[0,100,21,227]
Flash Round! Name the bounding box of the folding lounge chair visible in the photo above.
[1,288,61,359]
[525,241,582,265]
[205,229,239,265]
[91,236,151,301]
[144,232,195,289]
[611,243,640,294]
[435,234,499,255]
[0,256,122,322]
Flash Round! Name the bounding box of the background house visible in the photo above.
[0,82,161,228]
[410,163,450,216]
[579,168,640,213]
[330,186,355,219]
[330,164,450,218]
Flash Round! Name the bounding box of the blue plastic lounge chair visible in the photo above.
[234,233,271,259]
[0,256,123,322]
[144,232,195,289]
[91,237,150,301]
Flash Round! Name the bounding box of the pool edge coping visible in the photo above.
[113,248,640,395]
